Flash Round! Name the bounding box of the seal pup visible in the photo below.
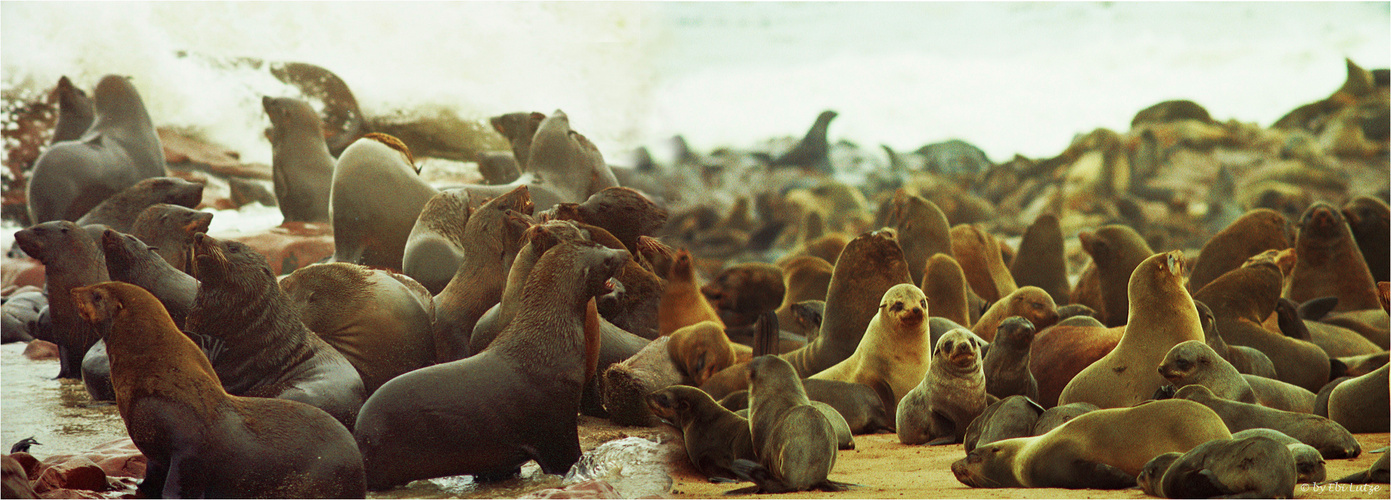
[962,395,1045,453]
[1158,340,1315,412]
[1230,428,1326,483]
[13,221,108,379]
[781,229,912,377]
[668,321,749,387]
[187,233,366,429]
[982,317,1039,400]
[27,74,167,224]
[658,249,725,335]
[71,282,365,498]
[897,328,989,445]
[809,283,930,405]
[1138,435,1295,499]
[331,133,438,270]
[1060,251,1204,408]
[1175,385,1361,459]
[354,241,629,489]
[646,385,757,482]
[73,177,203,232]
[729,355,848,494]
[263,96,333,223]
[951,399,1230,489]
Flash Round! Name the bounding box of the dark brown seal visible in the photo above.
[100,229,197,327]
[646,385,757,481]
[263,96,334,223]
[1288,202,1383,312]
[1326,363,1390,433]
[70,282,365,498]
[1194,300,1278,379]
[541,186,668,257]
[700,262,785,330]
[962,395,1045,453]
[128,203,213,274]
[27,75,167,224]
[767,110,837,175]
[73,177,203,232]
[1074,225,1154,327]
[280,262,437,395]
[897,328,990,445]
[781,229,912,377]
[1028,323,1121,408]
[951,399,1230,489]
[490,111,545,172]
[983,317,1039,401]
[331,133,438,270]
[187,233,365,429]
[353,241,628,490]
[1137,435,1295,498]
[13,221,108,379]
[1188,208,1293,293]
[1009,213,1070,305]
[773,256,834,337]
[1343,195,1389,283]
[50,75,94,144]
[731,354,848,494]
[432,185,534,361]
[1175,384,1361,459]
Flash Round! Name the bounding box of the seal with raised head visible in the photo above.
[73,177,203,232]
[773,256,834,337]
[70,282,365,498]
[767,110,837,176]
[1343,195,1389,283]
[187,233,366,429]
[781,229,913,377]
[331,133,439,270]
[354,241,628,490]
[950,224,1017,304]
[27,75,167,224]
[280,262,437,395]
[128,203,213,274]
[970,286,1057,342]
[889,191,953,286]
[1060,251,1204,408]
[1187,208,1293,293]
[469,219,587,353]
[101,229,198,327]
[1009,213,1070,305]
[983,317,1039,401]
[263,96,334,223]
[1073,225,1154,327]
[658,249,725,335]
[1158,339,1315,412]
[809,283,930,406]
[50,75,94,144]
[897,328,990,445]
[1287,202,1389,347]
[1174,384,1361,459]
[730,354,848,494]
[646,385,757,481]
[1137,434,1295,499]
[951,399,1230,489]
[920,252,972,327]
[490,111,545,172]
[13,221,108,379]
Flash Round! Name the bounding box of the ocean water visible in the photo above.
[3,2,1387,165]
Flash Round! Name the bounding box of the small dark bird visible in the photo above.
[10,437,39,454]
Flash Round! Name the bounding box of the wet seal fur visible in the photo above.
[354,241,628,490]
[13,221,108,379]
[187,233,365,429]
[898,328,990,445]
[951,399,1230,489]
[263,96,334,223]
[71,282,365,498]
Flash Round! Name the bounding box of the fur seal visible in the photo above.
[1158,340,1315,412]
[971,286,1057,342]
[1137,434,1295,498]
[262,96,333,223]
[983,317,1039,401]
[897,328,989,445]
[809,283,930,406]
[73,177,203,232]
[477,151,521,185]
[354,240,628,489]
[921,253,972,328]
[602,334,681,427]
[27,75,167,224]
[1074,225,1154,327]
[950,224,1017,304]
[1188,209,1293,293]
[128,203,213,274]
[13,221,108,379]
[1326,363,1390,433]
[889,191,953,286]
[432,185,534,361]
[516,110,619,210]
[331,133,438,270]
[1031,402,1098,434]
[1060,251,1204,408]
[187,233,365,428]
[668,321,749,387]
[782,229,912,377]
[541,187,668,257]
[700,262,785,330]
[658,249,725,335]
[1333,452,1389,484]
[773,256,834,337]
[951,399,1231,489]
[962,395,1045,453]
[100,229,197,327]
[469,219,586,353]
[268,62,368,156]
[1288,202,1384,313]
[280,262,437,395]
[50,75,94,144]
[646,385,757,481]
[1193,261,1330,392]
[720,377,896,435]
[1009,213,1070,305]
[1230,428,1327,483]
[1194,300,1278,379]
[1028,322,1122,408]
[70,282,365,498]
[1343,195,1389,283]
[402,190,470,295]
[767,110,837,175]
[1175,385,1361,459]
[731,354,848,494]
[490,111,545,172]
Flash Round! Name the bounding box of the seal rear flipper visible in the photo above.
[814,479,854,492]
[727,458,788,494]
[1297,296,1339,321]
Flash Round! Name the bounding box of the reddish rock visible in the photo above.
[81,440,144,480]
[22,341,59,361]
[3,454,38,499]
[34,457,109,494]
[521,480,622,499]
[9,453,39,480]
[159,128,272,180]
[37,488,106,499]
[1,257,45,290]
[217,222,335,276]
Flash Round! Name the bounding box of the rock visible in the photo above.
[1,257,44,291]
[22,340,58,361]
[83,439,145,479]
[217,222,335,276]
[521,480,622,499]
[34,457,109,494]
[2,454,38,499]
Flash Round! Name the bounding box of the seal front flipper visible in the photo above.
[1297,296,1340,321]
[1069,461,1136,490]
[1276,298,1312,340]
